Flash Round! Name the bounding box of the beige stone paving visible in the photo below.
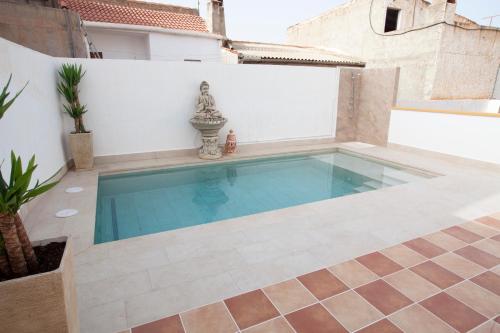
[23,142,500,333]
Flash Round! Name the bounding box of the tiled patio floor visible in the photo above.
[126,216,500,333]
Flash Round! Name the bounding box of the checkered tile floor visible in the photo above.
[125,216,500,333]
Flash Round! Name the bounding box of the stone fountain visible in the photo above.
[190,81,227,159]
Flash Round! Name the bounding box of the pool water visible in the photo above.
[95,151,429,243]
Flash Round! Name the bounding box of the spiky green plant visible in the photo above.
[0,74,27,120]
[57,64,88,133]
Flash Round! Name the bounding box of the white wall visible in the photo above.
[397,99,500,114]
[149,32,221,62]
[67,60,339,156]
[1,37,339,166]
[0,38,67,182]
[389,110,500,165]
[88,28,149,60]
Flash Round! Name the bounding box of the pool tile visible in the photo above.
[355,280,412,315]
[442,226,484,244]
[356,319,402,333]
[410,261,463,289]
[356,252,403,277]
[475,216,500,230]
[263,279,316,314]
[460,222,499,238]
[242,317,294,333]
[180,302,237,333]
[389,304,455,333]
[131,315,184,333]
[470,271,500,296]
[432,252,485,279]
[384,269,440,302]
[447,281,500,318]
[224,289,280,330]
[285,304,348,333]
[420,293,487,332]
[473,239,500,257]
[403,238,447,258]
[380,244,427,268]
[327,260,378,288]
[297,269,349,300]
[424,231,468,251]
[454,246,500,269]
[321,290,383,331]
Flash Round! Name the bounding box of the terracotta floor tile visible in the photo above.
[328,260,378,288]
[461,222,499,238]
[420,292,487,332]
[356,252,403,277]
[263,279,316,314]
[380,244,427,268]
[243,317,294,333]
[476,216,500,230]
[355,279,412,315]
[471,271,500,296]
[384,269,440,302]
[285,304,348,333]
[389,304,456,333]
[403,238,447,258]
[322,290,383,331]
[180,302,237,333]
[357,319,402,333]
[410,261,463,289]
[454,246,500,269]
[132,315,184,333]
[224,289,279,330]
[432,252,485,279]
[424,231,468,251]
[473,239,500,258]
[447,281,500,318]
[297,269,348,300]
[468,320,500,333]
[492,234,500,242]
[442,226,484,244]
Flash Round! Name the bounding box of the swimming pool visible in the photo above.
[95,151,430,243]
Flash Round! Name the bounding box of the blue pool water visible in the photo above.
[95,151,428,243]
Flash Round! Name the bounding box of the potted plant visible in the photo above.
[58,63,93,170]
[0,75,79,332]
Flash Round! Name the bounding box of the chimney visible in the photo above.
[207,0,226,37]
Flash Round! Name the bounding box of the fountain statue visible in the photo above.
[190,81,227,159]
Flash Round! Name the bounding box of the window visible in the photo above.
[384,8,400,33]
[90,51,103,59]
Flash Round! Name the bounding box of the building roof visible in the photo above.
[229,41,365,67]
[61,0,208,33]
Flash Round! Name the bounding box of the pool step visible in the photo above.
[354,185,374,193]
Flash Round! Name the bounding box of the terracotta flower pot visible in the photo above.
[69,132,93,170]
[0,236,79,333]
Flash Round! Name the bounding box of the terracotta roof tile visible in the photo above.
[63,0,208,32]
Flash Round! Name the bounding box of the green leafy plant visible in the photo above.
[0,76,58,278]
[57,63,88,133]
[0,74,27,120]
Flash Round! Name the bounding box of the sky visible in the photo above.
[152,0,500,43]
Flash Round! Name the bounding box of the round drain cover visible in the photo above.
[55,209,79,218]
[65,187,84,193]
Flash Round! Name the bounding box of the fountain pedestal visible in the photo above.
[190,117,227,159]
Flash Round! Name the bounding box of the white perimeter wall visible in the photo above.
[389,110,500,165]
[0,38,67,182]
[0,37,339,178]
[72,60,339,156]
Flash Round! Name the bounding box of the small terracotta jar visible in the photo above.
[225,129,237,154]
